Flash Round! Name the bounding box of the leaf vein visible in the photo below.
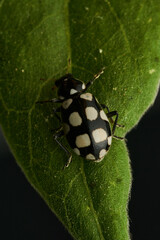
[0,0,4,9]
[81,161,105,240]
[66,0,72,72]
[104,0,132,54]
[0,93,29,113]
[27,13,57,37]
[64,172,81,200]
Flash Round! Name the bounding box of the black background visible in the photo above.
[0,89,160,240]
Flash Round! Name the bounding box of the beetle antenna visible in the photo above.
[85,67,106,90]
[67,58,72,73]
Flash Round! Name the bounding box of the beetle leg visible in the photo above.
[37,99,61,122]
[52,107,61,122]
[53,129,72,168]
[36,98,63,104]
[106,111,124,139]
[50,124,62,134]
[113,135,125,140]
[106,111,118,135]
[101,104,124,128]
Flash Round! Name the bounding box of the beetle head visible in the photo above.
[55,74,86,99]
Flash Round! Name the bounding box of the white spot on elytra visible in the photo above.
[80,93,92,101]
[85,107,98,121]
[82,83,86,89]
[76,134,91,148]
[63,123,70,135]
[86,153,95,160]
[69,112,82,126]
[99,49,103,54]
[100,110,108,122]
[62,98,72,109]
[22,69,24,72]
[108,136,112,145]
[70,89,78,95]
[149,69,156,74]
[99,149,106,159]
[73,148,80,155]
[92,128,107,143]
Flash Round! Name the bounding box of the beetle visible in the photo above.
[37,69,123,168]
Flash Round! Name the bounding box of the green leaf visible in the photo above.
[0,0,160,239]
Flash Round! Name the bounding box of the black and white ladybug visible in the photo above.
[37,69,123,168]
